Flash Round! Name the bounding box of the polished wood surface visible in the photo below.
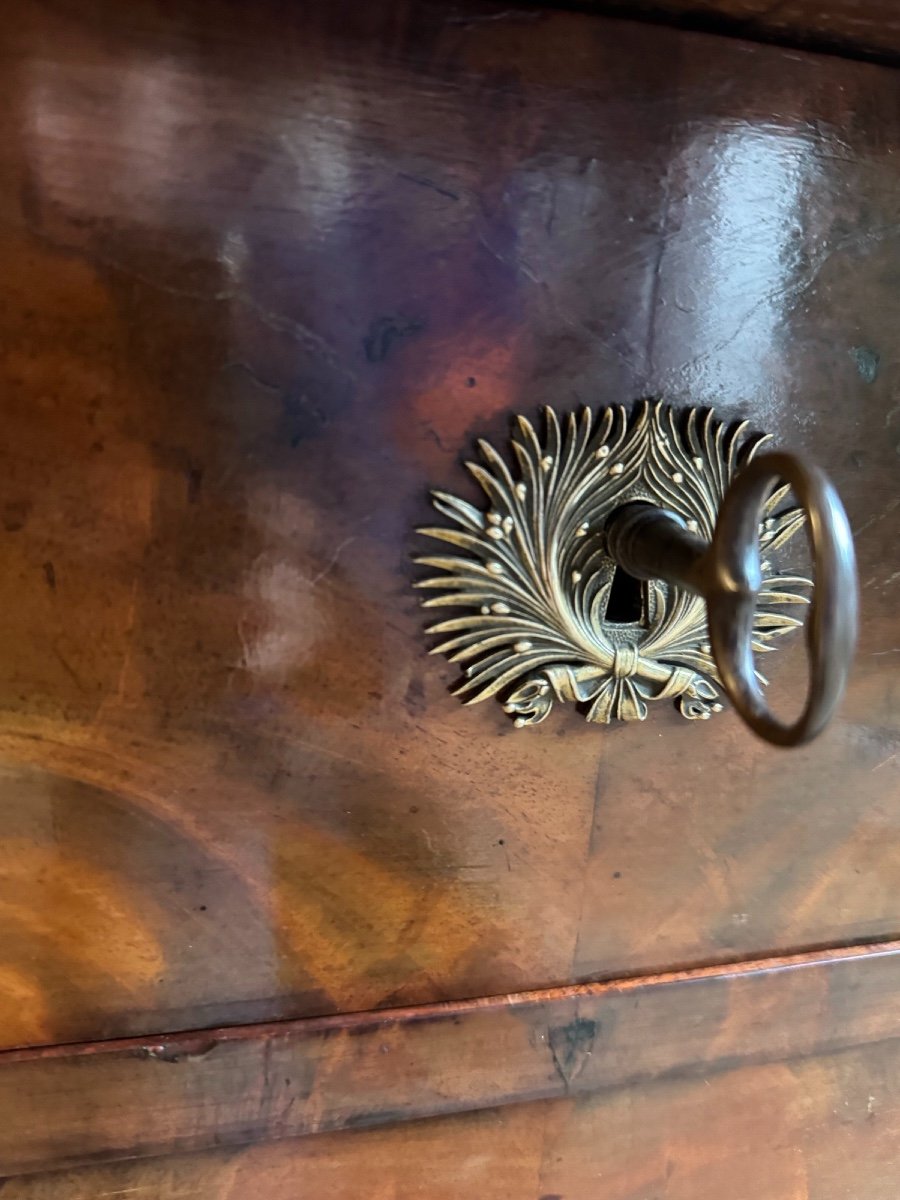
[581,1,900,63]
[1,943,898,1174]
[0,0,898,1052]
[7,1035,900,1198]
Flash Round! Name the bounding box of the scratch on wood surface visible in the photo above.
[310,535,357,587]
[854,497,899,537]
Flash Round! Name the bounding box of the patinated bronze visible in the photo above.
[418,402,854,744]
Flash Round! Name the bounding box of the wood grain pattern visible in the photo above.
[0,0,898,1051]
[0,943,897,1175]
[5,985,900,1192]
[571,1,900,64]
[7,1040,900,1199]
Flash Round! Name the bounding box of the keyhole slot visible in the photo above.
[605,565,644,625]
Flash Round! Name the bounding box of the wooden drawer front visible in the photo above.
[0,0,897,1052]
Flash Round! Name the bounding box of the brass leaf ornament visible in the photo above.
[416,402,809,728]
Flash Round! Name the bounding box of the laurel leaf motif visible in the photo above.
[416,402,810,727]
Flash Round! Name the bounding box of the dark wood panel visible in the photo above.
[567,1,900,64]
[0,0,898,1049]
[6,1023,900,1196]
[0,944,897,1176]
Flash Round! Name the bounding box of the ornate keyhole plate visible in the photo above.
[416,402,810,727]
